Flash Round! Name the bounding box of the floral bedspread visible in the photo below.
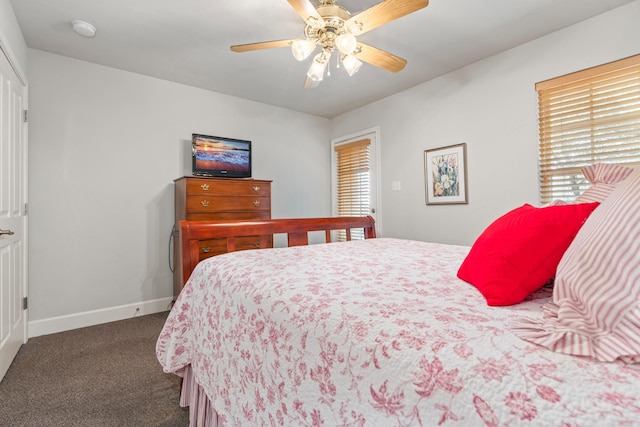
[157,238,640,426]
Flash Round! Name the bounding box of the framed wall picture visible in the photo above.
[424,143,468,205]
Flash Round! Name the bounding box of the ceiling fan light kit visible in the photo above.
[292,39,316,61]
[342,54,363,76]
[308,52,330,81]
[230,0,429,87]
[335,33,357,56]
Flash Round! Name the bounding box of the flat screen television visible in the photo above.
[192,133,252,178]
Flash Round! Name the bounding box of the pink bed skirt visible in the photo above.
[180,365,219,427]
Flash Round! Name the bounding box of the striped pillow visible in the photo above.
[576,163,634,203]
[513,168,640,363]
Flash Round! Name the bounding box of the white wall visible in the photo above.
[0,0,27,73]
[331,1,640,246]
[27,49,331,333]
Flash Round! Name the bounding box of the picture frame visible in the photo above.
[424,143,468,205]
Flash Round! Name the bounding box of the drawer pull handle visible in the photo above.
[253,200,261,207]
[201,184,210,191]
[254,242,260,248]
[253,186,261,192]
[201,200,210,207]
[201,247,210,253]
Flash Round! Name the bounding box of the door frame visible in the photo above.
[331,126,382,236]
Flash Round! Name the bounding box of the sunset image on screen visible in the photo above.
[194,137,249,173]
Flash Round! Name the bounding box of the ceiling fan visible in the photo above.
[230,0,429,88]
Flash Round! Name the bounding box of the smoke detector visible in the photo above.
[72,20,96,38]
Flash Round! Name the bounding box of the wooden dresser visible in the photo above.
[173,176,272,295]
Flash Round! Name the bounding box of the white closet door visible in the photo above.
[0,46,28,382]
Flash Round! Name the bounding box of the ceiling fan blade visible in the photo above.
[345,0,429,35]
[287,0,325,26]
[355,42,407,73]
[304,76,320,89]
[230,39,300,53]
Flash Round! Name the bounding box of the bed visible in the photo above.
[157,166,640,426]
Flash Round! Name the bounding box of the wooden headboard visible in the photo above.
[179,216,376,286]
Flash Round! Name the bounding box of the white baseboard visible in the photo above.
[28,297,175,338]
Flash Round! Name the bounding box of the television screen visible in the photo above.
[192,134,252,178]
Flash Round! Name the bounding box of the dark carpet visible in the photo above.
[0,311,189,426]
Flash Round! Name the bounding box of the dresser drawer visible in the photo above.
[186,178,270,197]
[186,196,270,213]
[198,235,274,261]
[185,211,271,221]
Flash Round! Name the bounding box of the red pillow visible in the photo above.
[457,202,600,306]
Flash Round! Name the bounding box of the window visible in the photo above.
[537,54,640,204]
[333,138,372,241]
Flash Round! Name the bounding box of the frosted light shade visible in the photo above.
[307,53,328,82]
[335,33,357,55]
[342,55,363,76]
[72,20,96,38]
[292,39,316,61]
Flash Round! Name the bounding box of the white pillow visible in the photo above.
[513,168,640,363]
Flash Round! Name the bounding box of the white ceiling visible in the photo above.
[10,0,635,118]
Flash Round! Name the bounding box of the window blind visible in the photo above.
[335,138,371,241]
[537,54,640,204]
